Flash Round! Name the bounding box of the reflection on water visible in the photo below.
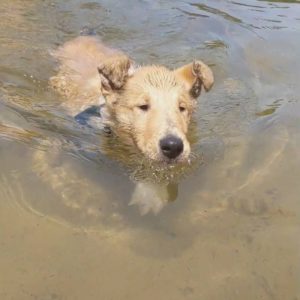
[0,0,300,299]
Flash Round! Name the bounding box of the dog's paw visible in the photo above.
[129,182,169,215]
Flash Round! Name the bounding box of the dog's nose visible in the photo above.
[160,135,184,159]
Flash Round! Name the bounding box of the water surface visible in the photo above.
[0,1,300,299]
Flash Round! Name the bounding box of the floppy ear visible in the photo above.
[174,60,214,98]
[98,54,135,96]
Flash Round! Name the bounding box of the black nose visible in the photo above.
[159,135,184,159]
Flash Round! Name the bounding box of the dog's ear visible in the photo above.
[174,60,214,98]
[98,54,135,96]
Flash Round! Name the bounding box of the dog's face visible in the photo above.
[99,60,213,163]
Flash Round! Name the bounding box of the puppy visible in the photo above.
[51,36,214,163]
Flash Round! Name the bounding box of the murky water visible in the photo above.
[1,1,300,299]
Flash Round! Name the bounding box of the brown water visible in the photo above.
[1,1,300,299]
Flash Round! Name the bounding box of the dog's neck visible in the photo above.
[74,95,112,135]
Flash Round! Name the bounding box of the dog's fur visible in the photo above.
[51,36,214,162]
[34,36,214,215]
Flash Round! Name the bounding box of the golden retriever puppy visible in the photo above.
[51,36,214,163]
[35,36,215,215]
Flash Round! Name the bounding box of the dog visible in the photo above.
[36,35,214,215]
[51,36,214,163]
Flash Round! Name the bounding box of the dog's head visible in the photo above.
[98,58,214,163]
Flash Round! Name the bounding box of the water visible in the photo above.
[1,1,300,299]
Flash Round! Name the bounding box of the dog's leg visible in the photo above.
[129,181,178,215]
[32,146,106,216]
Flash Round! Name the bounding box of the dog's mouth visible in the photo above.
[129,152,196,184]
[137,142,191,165]
[159,153,189,165]
[100,132,197,183]
[136,145,189,165]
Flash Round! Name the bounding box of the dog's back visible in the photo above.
[50,36,213,162]
[50,36,130,115]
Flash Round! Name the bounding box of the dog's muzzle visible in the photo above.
[159,135,184,159]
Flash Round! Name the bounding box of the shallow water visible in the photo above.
[1,0,300,299]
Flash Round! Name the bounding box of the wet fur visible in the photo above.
[50,36,213,162]
[34,36,214,214]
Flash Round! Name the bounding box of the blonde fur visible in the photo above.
[34,36,214,214]
[50,36,213,161]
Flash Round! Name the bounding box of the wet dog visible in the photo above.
[51,36,214,163]
[35,36,214,215]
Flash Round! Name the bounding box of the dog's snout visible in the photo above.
[160,135,184,159]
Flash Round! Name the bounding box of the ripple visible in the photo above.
[190,2,242,23]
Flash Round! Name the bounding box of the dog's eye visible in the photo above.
[179,105,186,112]
[138,104,149,111]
